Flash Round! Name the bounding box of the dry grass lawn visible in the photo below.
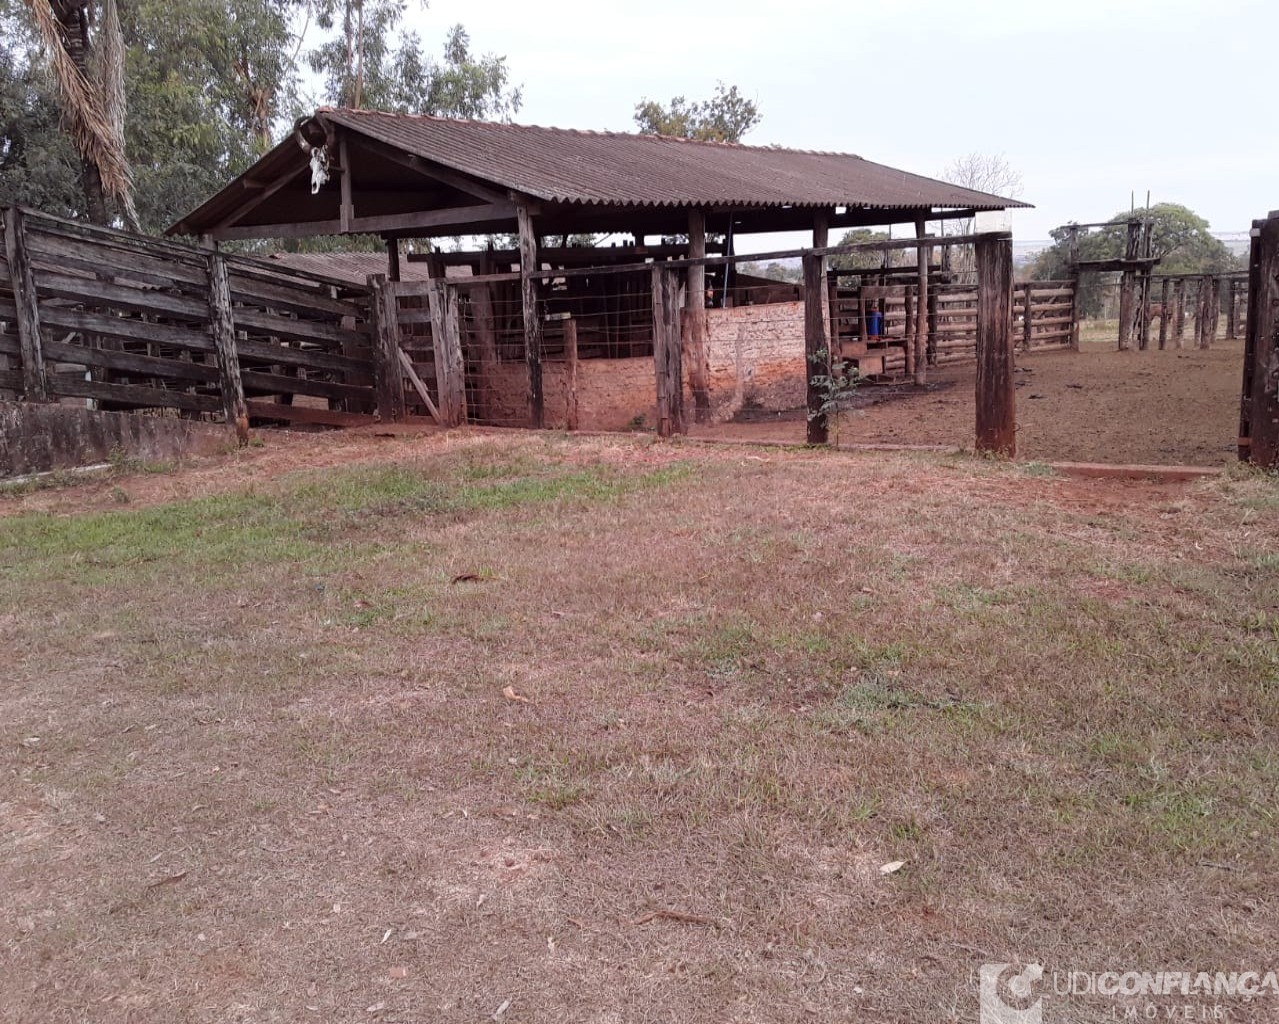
[2,430,1277,1023]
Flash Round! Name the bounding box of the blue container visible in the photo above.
[867,310,884,337]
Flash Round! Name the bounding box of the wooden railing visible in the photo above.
[0,206,385,437]
[830,277,1076,374]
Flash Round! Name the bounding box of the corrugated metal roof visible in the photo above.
[319,108,1027,212]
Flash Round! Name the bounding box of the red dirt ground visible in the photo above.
[690,339,1245,467]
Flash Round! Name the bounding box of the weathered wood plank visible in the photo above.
[975,234,1015,456]
[244,400,375,427]
[1242,216,1278,465]
[208,253,250,444]
[232,308,368,350]
[368,274,407,423]
[3,207,49,400]
[517,202,544,428]
[42,339,218,383]
[25,230,209,288]
[429,280,467,427]
[36,271,209,321]
[651,265,684,438]
[803,252,830,444]
[685,208,710,423]
[49,376,221,413]
[227,272,364,318]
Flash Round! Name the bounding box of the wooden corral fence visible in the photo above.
[0,206,409,442]
[1240,211,1279,468]
[830,274,1076,375]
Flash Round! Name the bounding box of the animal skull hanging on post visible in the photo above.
[293,116,333,194]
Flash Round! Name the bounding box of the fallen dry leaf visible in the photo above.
[880,860,906,875]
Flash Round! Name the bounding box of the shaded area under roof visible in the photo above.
[170,108,1029,241]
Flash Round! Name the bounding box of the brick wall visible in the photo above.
[701,302,806,421]
[477,358,657,431]
[471,301,806,430]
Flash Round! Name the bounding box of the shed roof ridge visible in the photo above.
[317,106,866,160]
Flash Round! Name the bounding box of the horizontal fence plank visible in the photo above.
[233,308,368,349]
[49,375,221,413]
[25,230,210,288]
[244,399,375,427]
[227,272,363,318]
[37,271,210,320]
[39,306,214,352]
[43,339,219,383]
[234,337,371,377]
[240,368,374,405]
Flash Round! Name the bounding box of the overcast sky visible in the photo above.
[407,0,1274,251]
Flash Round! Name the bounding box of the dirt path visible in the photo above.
[691,340,1245,466]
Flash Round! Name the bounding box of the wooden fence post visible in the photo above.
[1020,283,1033,352]
[1173,279,1186,347]
[1140,271,1161,352]
[516,202,544,429]
[1197,275,1218,350]
[1227,279,1238,340]
[1067,226,1081,352]
[802,252,830,445]
[685,209,711,422]
[1158,278,1171,350]
[650,265,684,438]
[206,252,249,444]
[914,221,929,384]
[368,274,407,423]
[430,281,467,427]
[2,207,49,401]
[1242,214,1279,467]
[564,317,579,431]
[975,233,1016,457]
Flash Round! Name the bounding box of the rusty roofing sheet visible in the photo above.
[319,108,1027,212]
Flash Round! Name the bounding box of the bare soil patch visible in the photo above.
[691,335,1245,467]
[2,432,1276,1023]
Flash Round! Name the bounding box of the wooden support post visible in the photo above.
[428,280,467,427]
[2,207,49,401]
[1137,271,1152,350]
[650,265,684,438]
[802,252,830,445]
[1242,214,1279,467]
[564,317,579,431]
[338,134,353,234]
[206,252,250,444]
[1067,226,1081,352]
[685,208,711,423]
[516,201,544,428]
[914,220,930,384]
[1173,279,1187,347]
[1118,219,1141,350]
[386,237,401,282]
[975,234,1015,457]
[1158,277,1171,350]
[1198,275,1219,349]
[368,274,407,423]
[1226,278,1238,339]
[1020,283,1033,352]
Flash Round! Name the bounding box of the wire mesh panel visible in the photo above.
[454,277,533,428]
